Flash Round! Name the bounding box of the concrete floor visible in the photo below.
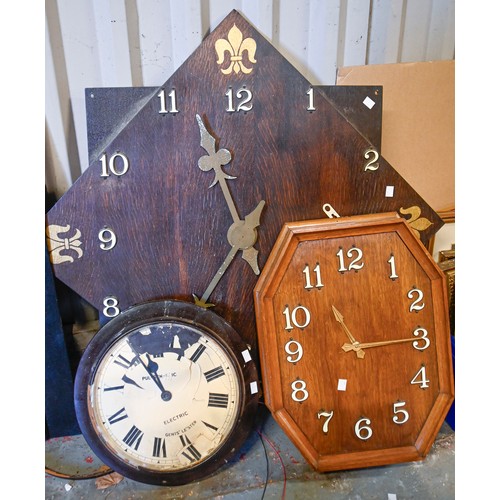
[45,405,454,499]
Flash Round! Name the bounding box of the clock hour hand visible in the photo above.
[331,305,365,359]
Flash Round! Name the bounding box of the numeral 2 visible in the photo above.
[363,148,379,171]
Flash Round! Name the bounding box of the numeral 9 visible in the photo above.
[285,340,303,363]
[98,227,117,250]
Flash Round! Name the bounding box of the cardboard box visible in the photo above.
[337,61,454,213]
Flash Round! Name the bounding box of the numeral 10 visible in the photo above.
[283,305,311,330]
[100,152,129,178]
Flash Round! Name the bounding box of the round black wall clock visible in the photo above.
[74,300,259,485]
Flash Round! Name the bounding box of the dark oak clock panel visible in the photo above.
[254,213,454,472]
[45,10,447,485]
[46,10,442,350]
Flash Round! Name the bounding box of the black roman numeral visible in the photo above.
[152,437,167,458]
[202,420,219,431]
[123,425,144,450]
[180,435,202,462]
[190,344,206,363]
[113,354,134,369]
[108,407,128,425]
[104,385,124,391]
[204,366,225,382]
[208,393,229,408]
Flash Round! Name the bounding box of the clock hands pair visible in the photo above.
[331,304,418,359]
[193,115,265,308]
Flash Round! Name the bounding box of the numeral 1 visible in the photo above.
[303,263,324,289]
[387,254,398,280]
[157,89,179,114]
[99,152,130,178]
[306,88,316,111]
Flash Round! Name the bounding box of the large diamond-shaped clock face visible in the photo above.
[46,10,442,350]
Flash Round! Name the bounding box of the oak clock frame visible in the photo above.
[254,212,454,472]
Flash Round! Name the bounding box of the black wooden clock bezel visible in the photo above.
[74,299,260,485]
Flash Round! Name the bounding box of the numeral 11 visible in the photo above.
[303,263,324,289]
[158,89,179,114]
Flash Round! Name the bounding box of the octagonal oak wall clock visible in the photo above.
[253,212,454,472]
[45,10,443,484]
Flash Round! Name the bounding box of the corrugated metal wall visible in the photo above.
[45,0,454,199]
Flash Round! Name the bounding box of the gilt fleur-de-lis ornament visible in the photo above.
[46,224,83,264]
[215,24,256,75]
[399,206,433,239]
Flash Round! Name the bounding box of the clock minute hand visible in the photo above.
[194,115,265,307]
[342,337,416,351]
[135,351,173,402]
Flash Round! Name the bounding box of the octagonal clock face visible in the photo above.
[253,212,454,471]
[46,10,442,352]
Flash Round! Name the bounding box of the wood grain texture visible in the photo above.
[253,213,454,471]
[46,11,443,352]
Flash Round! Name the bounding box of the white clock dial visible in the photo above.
[90,322,240,471]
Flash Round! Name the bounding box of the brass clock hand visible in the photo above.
[342,337,417,352]
[331,305,365,359]
[194,244,239,307]
[194,114,265,307]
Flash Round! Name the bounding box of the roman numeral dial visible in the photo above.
[75,300,259,484]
